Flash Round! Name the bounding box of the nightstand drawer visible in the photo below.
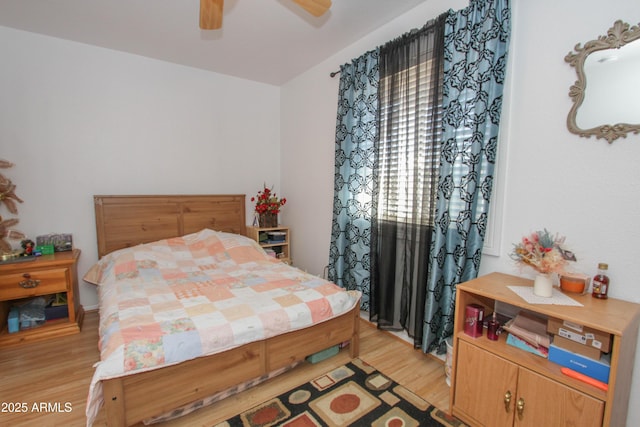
[0,267,69,300]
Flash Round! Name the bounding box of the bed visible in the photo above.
[85,194,361,426]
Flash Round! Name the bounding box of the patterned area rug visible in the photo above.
[216,358,466,427]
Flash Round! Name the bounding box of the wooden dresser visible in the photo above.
[0,249,83,346]
[450,272,640,427]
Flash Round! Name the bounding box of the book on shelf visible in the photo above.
[506,333,549,358]
[502,310,551,348]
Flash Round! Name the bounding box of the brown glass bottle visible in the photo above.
[592,263,609,299]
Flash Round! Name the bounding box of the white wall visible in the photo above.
[0,26,282,309]
[281,0,640,424]
[2,0,640,423]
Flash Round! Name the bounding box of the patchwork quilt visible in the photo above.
[84,229,361,426]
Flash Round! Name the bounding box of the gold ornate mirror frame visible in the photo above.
[565,20,640,143]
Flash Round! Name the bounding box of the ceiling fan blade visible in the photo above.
[200,0,224,30]
[292,0,332,17]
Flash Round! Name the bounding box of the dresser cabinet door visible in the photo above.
[454,340,518,427]
[454,340,604,427]
[515,368,604,427]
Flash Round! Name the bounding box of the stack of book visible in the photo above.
[502,311,551,358]
[267,231,286,243]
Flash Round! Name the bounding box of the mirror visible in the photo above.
[566,20,640,143]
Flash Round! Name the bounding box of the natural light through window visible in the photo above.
[377,59,442,227]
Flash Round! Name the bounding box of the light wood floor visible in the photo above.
[0,310,450,427]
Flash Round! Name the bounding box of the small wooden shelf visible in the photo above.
[450,272,640,427]
[0,249,83,347]
[246,225,291,264]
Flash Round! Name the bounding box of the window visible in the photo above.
[377,53,443,227]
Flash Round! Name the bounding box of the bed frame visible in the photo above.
[92,194,360,426]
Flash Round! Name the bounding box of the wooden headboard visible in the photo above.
[94,194,246,258]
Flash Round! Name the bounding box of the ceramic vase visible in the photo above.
[533,273,553,297]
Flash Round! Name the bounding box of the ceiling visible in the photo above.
[0,0,427,86]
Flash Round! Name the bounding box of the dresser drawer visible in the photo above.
[0,267,69,300]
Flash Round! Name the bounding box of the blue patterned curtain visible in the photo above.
[328,50,380,310]
[422,0,511,353]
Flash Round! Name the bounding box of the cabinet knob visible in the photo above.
[504,390,512,412]
[517,397,525,418]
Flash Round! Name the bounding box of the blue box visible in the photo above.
[548,343,611,383]
[8,308,19,333]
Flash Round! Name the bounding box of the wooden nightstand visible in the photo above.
[0,249,83,346]
[246,225,291,264]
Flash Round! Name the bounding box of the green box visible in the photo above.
[305,345,339,364]
[36,245,55,255]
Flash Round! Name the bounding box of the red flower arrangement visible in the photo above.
[251,185,286,214]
